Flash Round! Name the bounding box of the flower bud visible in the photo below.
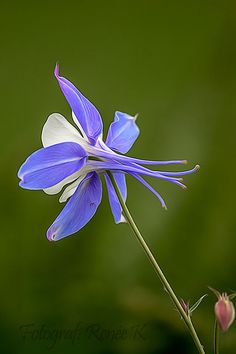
[180,299,189,315]
[215,293,235,332]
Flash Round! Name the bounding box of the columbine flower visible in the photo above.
[214,292,235,332]
[18,64,199,241]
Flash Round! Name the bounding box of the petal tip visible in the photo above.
[19,178,28,189]
[115,215,127,224]
[47,229,56,242]
[119,215,127,223]
[54,63,59,78]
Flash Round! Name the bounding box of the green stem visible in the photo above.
[108,171,205,354]
[214,320,219,354]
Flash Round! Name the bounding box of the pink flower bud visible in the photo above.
[180,299,189,314]
[215,293,235,332]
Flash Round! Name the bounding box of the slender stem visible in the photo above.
[214,320,219,354]
[107,171,205,354]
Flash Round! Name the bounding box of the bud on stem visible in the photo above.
[214,293,235,332]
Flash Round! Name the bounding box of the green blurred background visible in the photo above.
[1,1,236,353]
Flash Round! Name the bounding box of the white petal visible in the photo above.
[42,113,86,148]
[59,174,86,203]
[43,171,81,195]
[120,215,127,223]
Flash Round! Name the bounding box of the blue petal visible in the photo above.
[105,111,140,154]
[18,142,87,190]
[131,173,167,209]
[47,172,102,241]
[86,160,187,189]
[90,142,187,166]
[54,64,103,144]
[104,172,127,223]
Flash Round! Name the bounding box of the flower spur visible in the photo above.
[18,64,199,241]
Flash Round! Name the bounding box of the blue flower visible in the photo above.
[18,65,199,241]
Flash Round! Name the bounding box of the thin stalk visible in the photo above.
[214,320,219,354]
[107,171,205,354]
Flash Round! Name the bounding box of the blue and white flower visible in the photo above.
[18,65,199,241]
